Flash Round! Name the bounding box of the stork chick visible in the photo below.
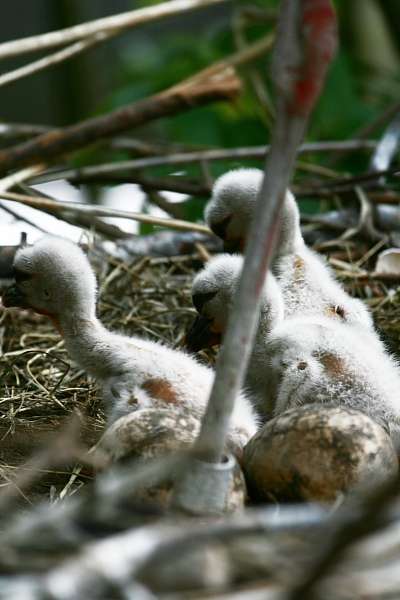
[187,253,284,418]
[205,168,302,257]
[2,237,258,453]
[186,254,400,448]
[205,168,373,329]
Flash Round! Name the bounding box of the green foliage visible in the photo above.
[103,28,272,151]
[311,52,378,140]
[88,1,400,229]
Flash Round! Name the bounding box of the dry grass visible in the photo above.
[1,238,400,507]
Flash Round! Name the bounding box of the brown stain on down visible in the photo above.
[319,352,346,377]
[293,255,305,282]
[142,378,179,405]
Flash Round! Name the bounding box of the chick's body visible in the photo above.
[3,236,258,454]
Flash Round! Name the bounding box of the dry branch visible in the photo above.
[0,32,113,89]
[0,190,211,234]
[0,123,51,140]
[0,201,49,236]
[70,172,211,197]
[29,139,376,186]
[0,164,45,193]
[302,164,400,194]
[0,31,279,177]
[289,479,400,600]
[17,184,131,240]
[0,0,229,60]
[0,69,240,177]
[177,31,274,89]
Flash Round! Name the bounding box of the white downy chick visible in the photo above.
[205,168,303,257]
[205,168,373,329]
[268,315,400,448]
[186,254,284,418]
[186,254,400,447]
[2,236,258,454]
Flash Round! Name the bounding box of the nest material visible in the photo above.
[1,240,400,505]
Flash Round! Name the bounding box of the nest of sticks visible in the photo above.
[1,234,400,507]
[0,231,400,600]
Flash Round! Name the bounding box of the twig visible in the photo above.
[0,32,114,89]
[340,186,386,243]
[139,504,327,572]
[301,164,400,194]
[0,502,327,598]
[1,453,184,553]
[288,479,400,600]
[110,137,189,156]
[194,242,211,261]
[17,184,131,241]
[145,190,186,220]
[0,201,49,234]
[369,111,400,183]
[0,122,51,140]
[328,100,400,166]
[233,9,275,123]
[0,32,279,176]
[109,136,375,156]
[0,0,229,60]
[0,164,45,193]
[0,414,85,513]
[0,68,241,177]
[338,115,400,243]
[70,172,211,196]
[29,140,377,186]
[191,0,337,464]
[171,31,275,91]
[356,98,400,140]
[0,190,212,234]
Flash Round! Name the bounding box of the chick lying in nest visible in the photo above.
[0,243,203,503]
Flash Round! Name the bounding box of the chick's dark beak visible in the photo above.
[223,238,243,253]
[192,291,217,313]
[209,215,231,240]
[185,314,222,352]
[2,284,27,308]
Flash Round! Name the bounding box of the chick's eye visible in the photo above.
[43,289,50,299]
[335,305,346,319]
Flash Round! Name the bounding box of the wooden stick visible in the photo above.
[0,0,229,60]
[0,68,240,177]
[0,164,45,193]
[0,32,113,88]
[29,139,377,185]
[289,478,400,600]
[0,190,212,234]
[0,32,278,176]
